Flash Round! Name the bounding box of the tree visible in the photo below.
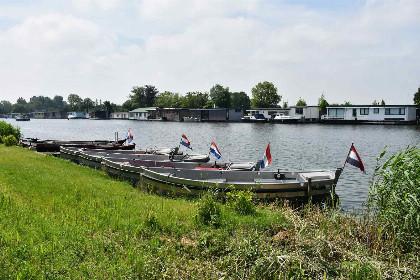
[210,84,231,108]
[181,92,209,108]
[81,98,95,112]
[154,91,182,108]
[102,101,117,112]
[121,100,134,112]
[231,91,250,110]
[129,86,146,108]
[12,104,26,113]
[318,94,329,112]
[380,99,386,105]
[282,101,288,108]
[342,101,352,106]
[251,81,281,108]
[16,97,27,105]
[372,100,378,105]
[0,100,13,114]
[53,95,66,111]
[295,98,307,106]
[414,87,420,107]
[145,85,158,107]
[67,94,83,111]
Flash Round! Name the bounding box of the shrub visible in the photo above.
[2,135,18,146]
[226,189,256,215]
[366,146,420,251]
[197,192,222,227]
[0,121,21,140]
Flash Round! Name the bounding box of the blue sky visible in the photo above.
[0,0,419,105]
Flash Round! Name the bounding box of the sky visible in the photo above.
[0,0,419,106]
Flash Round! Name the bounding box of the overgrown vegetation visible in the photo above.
[366,146,420,252]
[0,120,21,145]
[0,145,419,279]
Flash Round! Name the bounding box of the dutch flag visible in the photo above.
[180,134,192,150]
[126,128,133,143]
[346,144,365,172]
[260,142,272,169]
[210,141,222,159]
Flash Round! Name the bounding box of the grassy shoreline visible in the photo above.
[0,145,418,279]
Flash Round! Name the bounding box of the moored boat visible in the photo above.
[101,157,256,185]
[21,138,135,152]
[271,114,300,123]
[241,114,268,123]
[140,167,342,201]
[16,115,30,121]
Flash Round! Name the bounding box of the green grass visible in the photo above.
[0,145,418,279]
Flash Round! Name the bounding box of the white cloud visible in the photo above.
[0,0,419,105]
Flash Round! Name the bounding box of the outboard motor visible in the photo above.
[254,160,262,171]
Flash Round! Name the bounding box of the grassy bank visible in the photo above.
[0,145,418,279]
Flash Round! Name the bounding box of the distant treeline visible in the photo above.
[2,84,418,114]
[0,82,280,114]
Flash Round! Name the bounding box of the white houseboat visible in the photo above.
[323,105,417,124]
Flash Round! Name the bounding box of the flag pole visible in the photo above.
[342,143,353,170]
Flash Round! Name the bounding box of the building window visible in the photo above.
[385,108,405,115]
[360,108,369,115]
[328,108,345,118]
[374,108,379,114]
[295,108,303,114]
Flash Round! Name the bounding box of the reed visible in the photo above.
[365,145,420,253]
[0,145,418,279]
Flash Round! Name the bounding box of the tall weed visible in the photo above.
[366,146,420,252]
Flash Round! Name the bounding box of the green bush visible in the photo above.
[197,192,222,227]
[2,135,18,146]
[366,146,420,252]
[226,189,256,215]
[0,121,21,140]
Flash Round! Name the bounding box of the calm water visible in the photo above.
[3,118,420,211]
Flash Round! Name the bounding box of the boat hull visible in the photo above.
[140,167,342,201]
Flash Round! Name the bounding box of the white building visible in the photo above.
[324,105,417,123]
[289,106,320,122]
[110,112,129,119]
[129,107,157,120]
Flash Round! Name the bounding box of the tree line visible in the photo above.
[1,84,418,115]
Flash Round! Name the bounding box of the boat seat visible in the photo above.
[300,172,333,181]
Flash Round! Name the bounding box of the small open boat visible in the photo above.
[140,167,342,201]
[101,157,256,185]
[21,138,135,152]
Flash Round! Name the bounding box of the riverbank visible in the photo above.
[0,145,418,279]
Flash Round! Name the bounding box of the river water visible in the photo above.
[3,118,419,211]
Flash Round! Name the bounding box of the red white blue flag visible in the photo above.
[180,134,192,150]
[260,142,272,169]
[346,144,365,172]
[126,128,133,143]
[210,141,222,159]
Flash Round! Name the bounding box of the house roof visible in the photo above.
[247,108,290,111]
[130,107,157,113]
[326,105,416,108]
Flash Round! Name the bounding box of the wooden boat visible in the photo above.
[21,138,135,152]
[140,167,342,201]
